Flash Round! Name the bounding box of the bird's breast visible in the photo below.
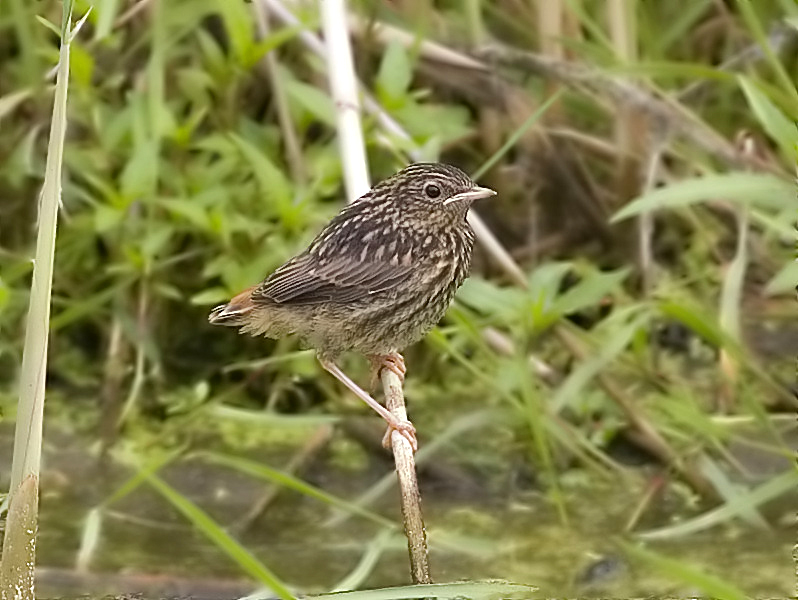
[406,224,474,299]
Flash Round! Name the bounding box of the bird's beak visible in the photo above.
[443,185,497,205]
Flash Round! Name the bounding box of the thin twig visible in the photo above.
[319,0,430,582]
[381,369,431,584]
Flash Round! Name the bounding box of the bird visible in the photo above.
[209,163,496,451]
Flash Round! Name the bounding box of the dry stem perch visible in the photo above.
[209,163,496,449]
[382,368,431,584]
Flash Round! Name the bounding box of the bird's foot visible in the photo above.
[381,416,418,452]
[318,357,417,453]
[368,352,406,392]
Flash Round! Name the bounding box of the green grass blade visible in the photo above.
[196,451,396,529]
[304,581,538,600]
[621,541,748,600]
[611,172,795,222]
[103,447,185,507]
[144,472,296,600]
[331,529,396,592]
[471,90,563,180]
[738,75,798,161]
[734,0,798,107]
[636,468,798,540]
[1,2,74,597]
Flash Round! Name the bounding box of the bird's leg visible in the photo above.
[318,357,417,451]
[368,352,406,392]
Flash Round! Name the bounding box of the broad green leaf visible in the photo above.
[120,138,158,199]
[245,24,306,69]
[93,0,120,41]
[159,197,212,230]
[376,41,413,106]
[190,287,231,305]
[394,102,471,144]
[658,299,724,347]
[213,0,254,65]
[139,225,173,261]
[195,29,228,80]
[553,268,630,316]
[455,277,527,320]
[284,77,337,126]
[611,173,795,222]
[527,262,573,302]
[70,41,94,87]
[229,134,292,207]
[93,205,123,232]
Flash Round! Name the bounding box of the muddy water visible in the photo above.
[0,423,793,599]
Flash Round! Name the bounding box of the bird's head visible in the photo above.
[371,163,496,222]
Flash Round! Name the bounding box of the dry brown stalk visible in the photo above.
[382,368,431,584]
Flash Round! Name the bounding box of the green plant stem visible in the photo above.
[1,2,74,598]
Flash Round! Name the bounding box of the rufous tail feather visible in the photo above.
[208,286,256,326]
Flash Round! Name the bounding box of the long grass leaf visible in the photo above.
[471,90,563,180]
[734,0,798,106]
[196,451,396,529]
[738,75,798,160]
[304,581,538,600]
[611,173,795,222]
[621,542,748,600]
[144,472,296,600]
[636,469,798,540]
[331,529,396,592]
[1,2,75,597]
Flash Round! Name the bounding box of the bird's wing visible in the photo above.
[251,253,414,305]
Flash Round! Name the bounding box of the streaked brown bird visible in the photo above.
[209,163,496,450]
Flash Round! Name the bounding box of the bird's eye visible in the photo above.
[424,183,441,199]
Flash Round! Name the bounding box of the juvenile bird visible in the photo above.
[209,163,496,450]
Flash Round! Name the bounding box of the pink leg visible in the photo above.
[319,357,417,451]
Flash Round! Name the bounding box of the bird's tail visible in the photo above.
[208,286,256,326]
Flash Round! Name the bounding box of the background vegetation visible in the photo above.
[0,0,796,598]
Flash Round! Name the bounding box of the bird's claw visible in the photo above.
[369,353,407,392]
[382,417,417,452]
